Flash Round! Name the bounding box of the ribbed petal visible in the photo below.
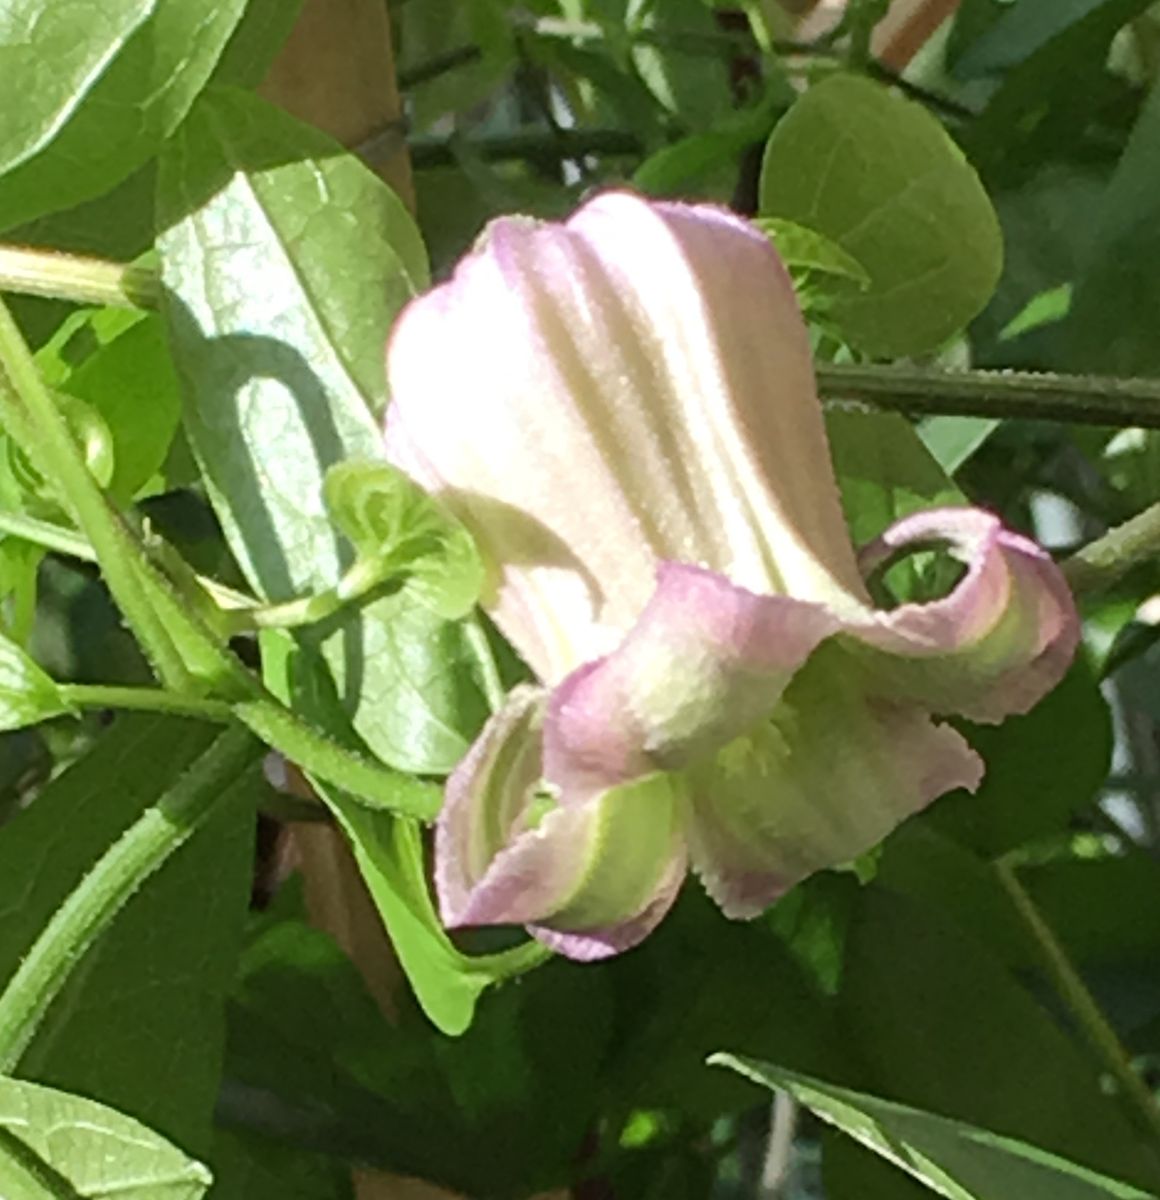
[386,191,868,683]
[853,508,1080,722]
[683,648,983,918]
[545,562,839,795]
[436,686,687,960]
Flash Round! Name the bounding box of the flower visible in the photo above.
[384,191,1078,961]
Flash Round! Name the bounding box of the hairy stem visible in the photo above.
[59,684,235,723]
[817,363,1160,430]
[1063,500,1160,594]
[995,860,1160,1148]
[0,245,159,310]
[0,727,260,1071]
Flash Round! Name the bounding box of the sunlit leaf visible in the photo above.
[760,74,1002,358]
[714,1056,1155,1200]
[0,1075,211,1199]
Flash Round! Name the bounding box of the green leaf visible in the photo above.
[0,717,256,1156]
[324,460,484,620]
[0,1076,211,1199]
[209,1130,350,1200]
[0,630,70,730]
[713,1057,1155,1200]
[210,0,306,88]
[35,310,182,501]
[159,87,486,774]
[628,0,734,128]
[932,660,1112,856]
[954,0,1149,77]
[260,633,546,1034]
[834,888,1160,1190]
[1063,80,1160,377]
[759,73,1003,358]
[755,217,872,294]
[916,416,1000,475]
[0,0,248,232]
[0,0,154,177]
[318,791,547,1036]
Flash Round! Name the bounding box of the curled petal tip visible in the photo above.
[855,507,1080,723]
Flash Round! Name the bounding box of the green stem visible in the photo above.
[0,505,255,615]
[0,245,159,310]
[0,509,96,562]
[817,363,1160,429]
[227,560,384,632]
[845,0,890,68]
[0,727,260,1071]
[59,684,235,723]
[995,859,1160,1148]
[1063,500,1160,595]
[233,699,441,823]
[464,617,506,713]
[0,298,190,688]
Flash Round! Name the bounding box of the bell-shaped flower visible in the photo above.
[384,191,1078,961]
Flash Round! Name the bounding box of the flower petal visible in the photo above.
[386,191,868,682]
[545,562,840,795]
[683,646,984,918]
[436,686,687,960]
[853,508,1080,722]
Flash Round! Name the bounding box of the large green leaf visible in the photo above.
[714,1057,1155,1200]
[759,74,1002,358]
[0,0,247,231]
[0,1076,211,1199]
[930,660,1112,856]
[835,888,1160,1190]
[0,717,257,1155]
[0,0,153,177]
[1064,80,1160,377]
[209,1129,350,1200]
[158,86,488,775]
[222,908,607,1195]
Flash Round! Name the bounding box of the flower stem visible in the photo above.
[223,559,386,632]
[0,245,159,310]
[0,509,96,562]
[1062,500,1160,595]
[817,363,1160,430]
[995,859,1160,1148]
[58,684,235,723]
[0,726,260,1071]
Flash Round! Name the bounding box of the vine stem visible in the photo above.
[817,363,1160,430]
[0,245,159,310]
[3,246,1160,432]
[0,727,261,1072]
[59,685,235,723]
[1062,500,1160,595]
[995,860,1160,1148]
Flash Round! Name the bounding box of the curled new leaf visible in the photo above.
[324,459,484,620]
